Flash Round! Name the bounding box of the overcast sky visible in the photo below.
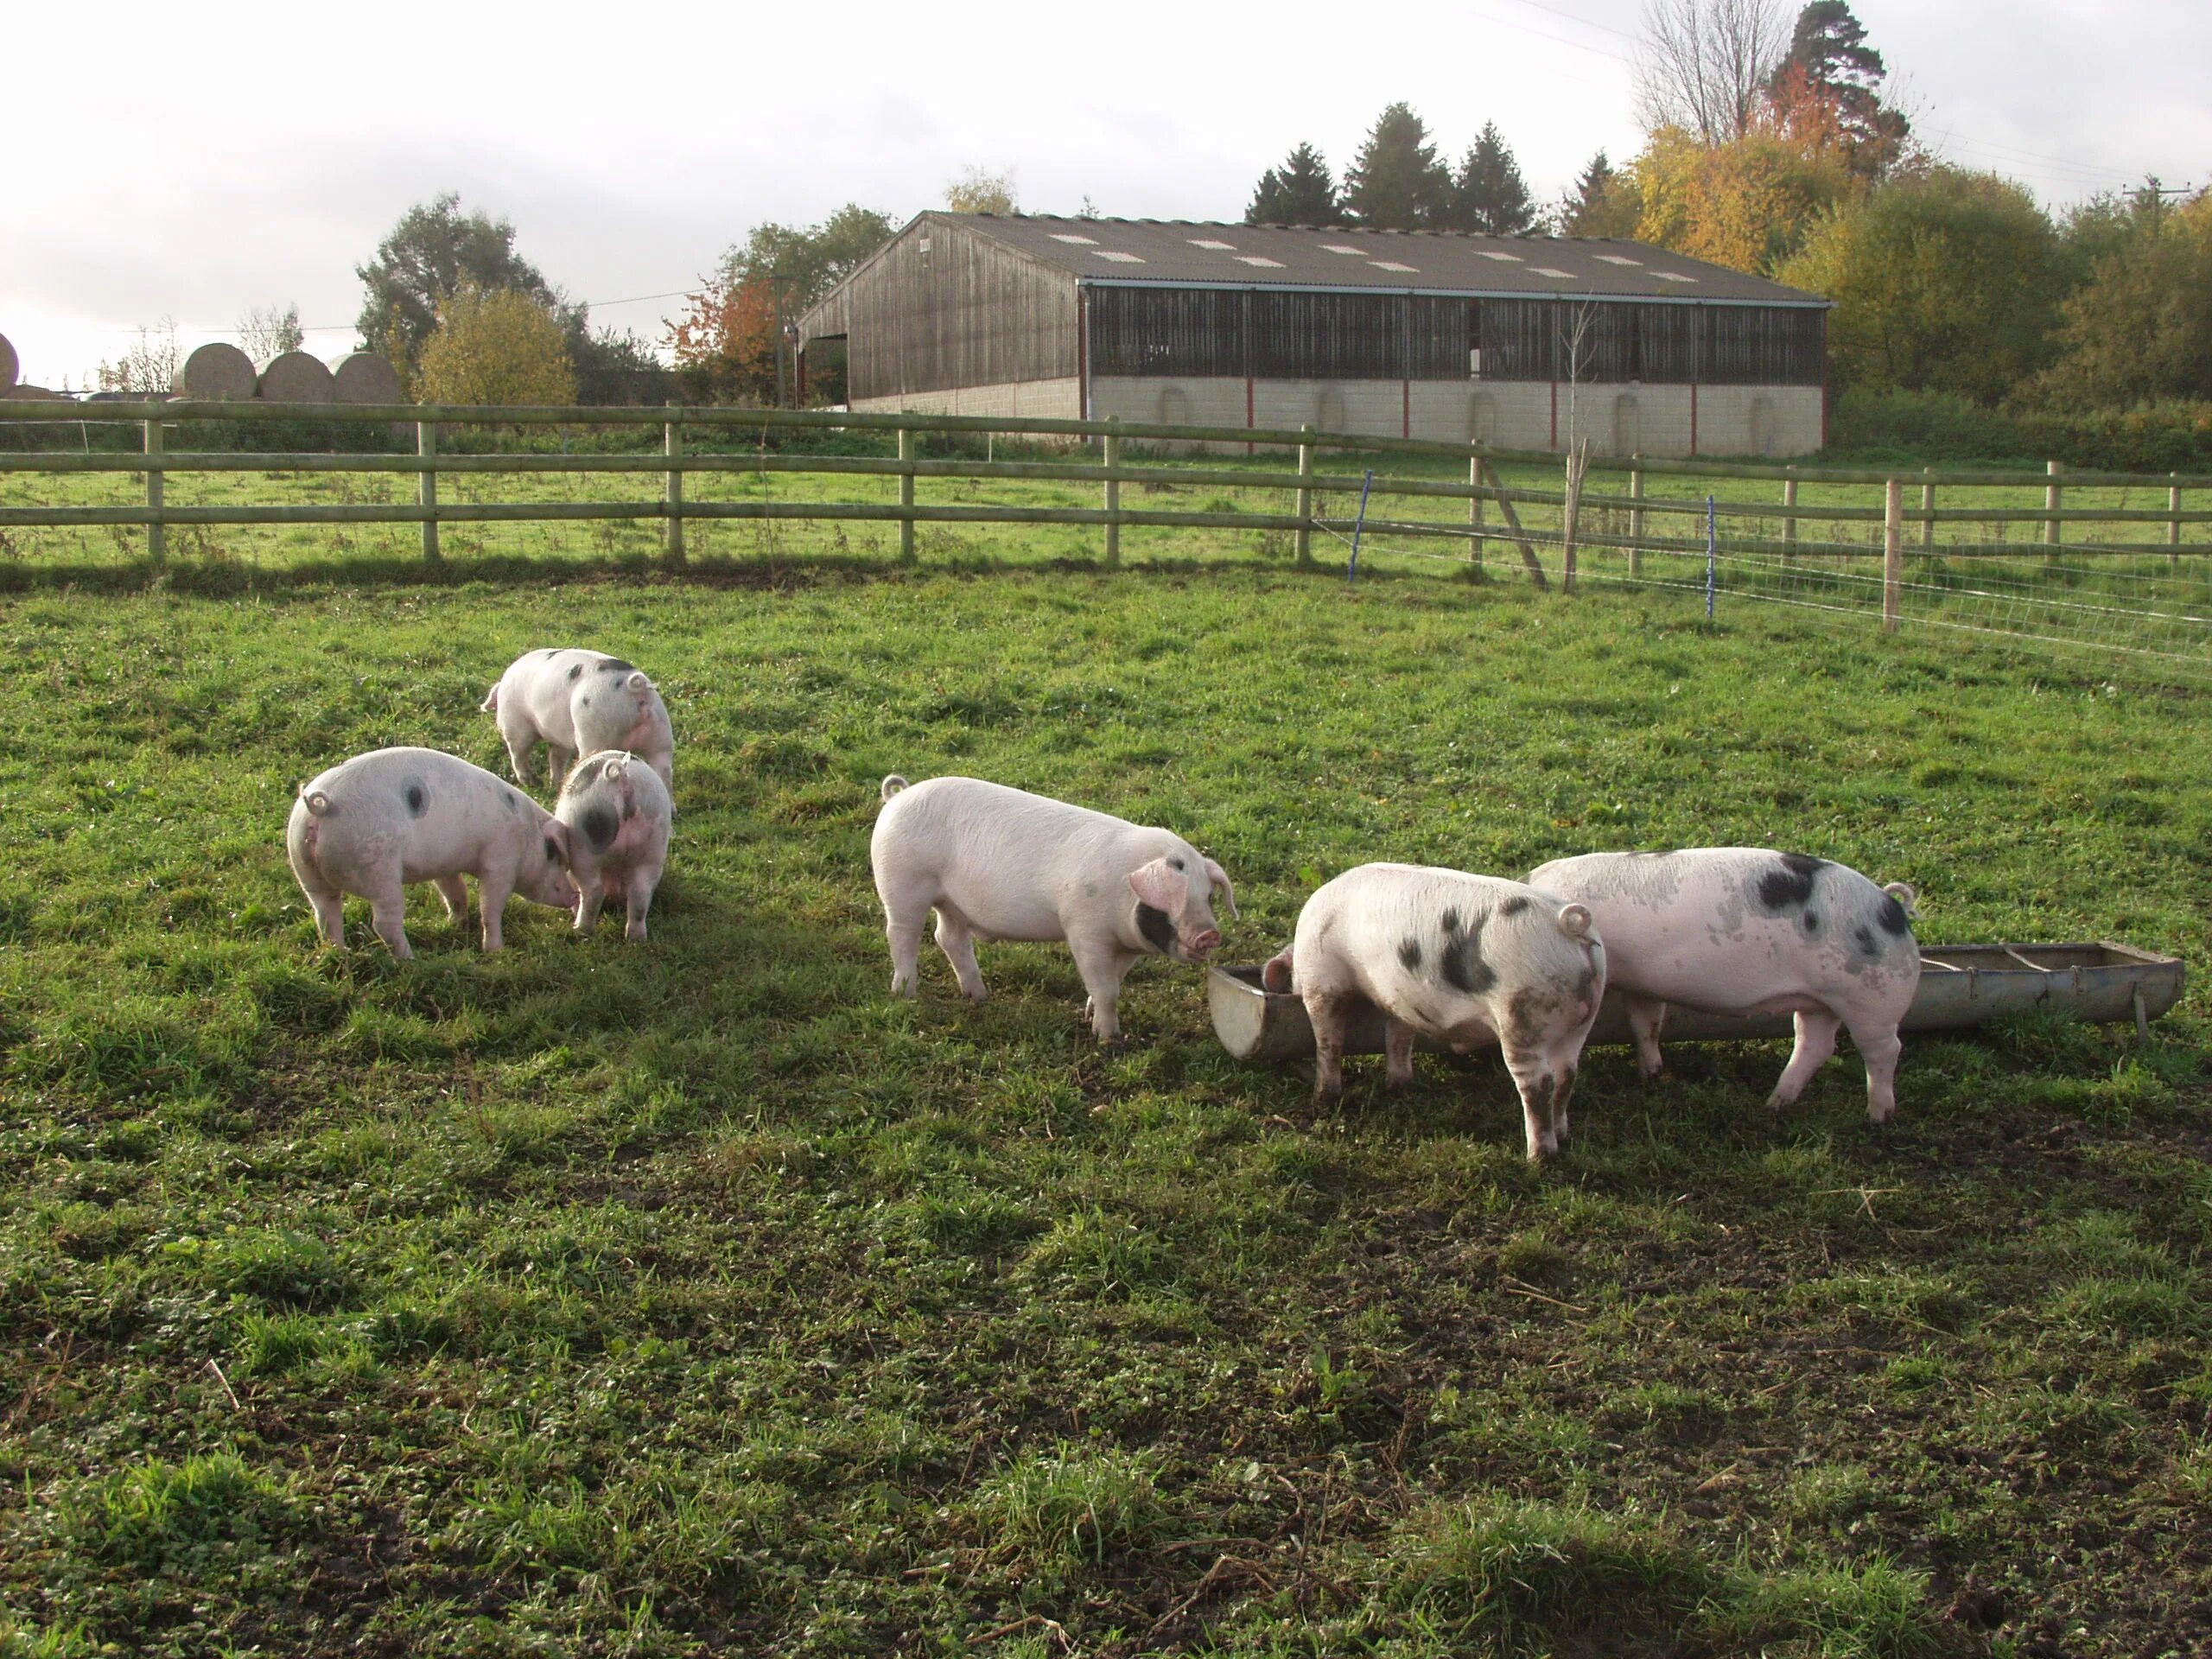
[6,0,2204,387]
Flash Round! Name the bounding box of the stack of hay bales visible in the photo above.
[0,332,16,395]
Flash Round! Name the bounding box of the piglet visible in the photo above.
[482,649,675,791]
[1527,849,1920,1122]
[286,747,578,958]
[870,774,1237,1043]
[550,751,672,942]
[1267,863,1605,1160]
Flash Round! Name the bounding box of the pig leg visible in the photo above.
[572,866,606,934]
[621,867,659,943]
[476,870,513,952]
[1501,1046,1562,1160]
[1071,938,1135,1043]
[1624,995,1669,1079]
[884,906,925,997]
[305,892,345,949]
[365,882,414,962]
[1306,992,1353,1102]
[546,743,576,790]
[1847,1020,1904,1123]
[1768,1008,1841,1109]
[495,706,541,785]
[934,910,988,1003]
[434,874,469,924]
[1382,1018,1418,1089]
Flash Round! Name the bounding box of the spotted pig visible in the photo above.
[1527,849,1920,1122]
[1263,863,1606,1160]
[550,751,672,942]
[286,747,578,958]
[482,648,675,791]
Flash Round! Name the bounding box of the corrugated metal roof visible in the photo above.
[941,213,1825,306]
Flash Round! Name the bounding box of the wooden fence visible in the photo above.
[3,400,2209,637]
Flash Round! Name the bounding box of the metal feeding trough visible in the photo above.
[1207,943,2186,1064]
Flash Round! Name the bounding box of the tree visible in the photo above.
[1342,103,1450,230]
[569,327,670,405]
[1636,0,1790,143]
[667,278,781,404]
[1777,168,2061,403]
[95,319,181,395]
[2031,187,2212,408]
[1446,123,1538,234]
[1768,2,1910,179]
[945,166,1017,214]
[1630,124,1854,272]
[1246,142,1341,225]
[715,205,896,313]
[238,303,303,364]
[356,194,567,371]
[415,285,577,406]
[1560,151,1641,237]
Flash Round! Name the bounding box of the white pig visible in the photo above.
[481,649,675,791]
[1526,849,1920,1122]
[1263,863,1605,1160]
[550,751,672,942]
[871,774,1238,1043]
[286,747,579,958]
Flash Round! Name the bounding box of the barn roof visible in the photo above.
[938,213,1824,307]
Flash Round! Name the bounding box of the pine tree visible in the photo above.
[1341,103,1450,231]
[1245,143,1341,226]
[1560,151,1618,235]
[1447,123,1539,235]
[1771,1,1910,177]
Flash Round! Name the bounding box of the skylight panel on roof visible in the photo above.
[1189,238,1236,250]
[1478,251,1522,262]
[1049,232,1098,245]
[1094,251,1146,263]
[1531,266,1577,278]
[1321,244,1365,254]
[1653,270,1698,283]
[1236,256,1285,268]
[1592,253,1642,265]
[1370,260,1418,272]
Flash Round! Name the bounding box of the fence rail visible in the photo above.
[2,402,2207,660]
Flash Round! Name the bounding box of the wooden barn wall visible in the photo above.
[1088,288,1823,387]
[844,223,1077,401]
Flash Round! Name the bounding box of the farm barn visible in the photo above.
[798,213,1830,457]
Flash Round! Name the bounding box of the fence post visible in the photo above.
[1780,471,1797,564]
[663,404,684,564]
[417,418,440,565]
[1467,453,1485,578]
[2171,474,2183,565]
[1883,477,1903,634]
[2044,459,2063,559]
[1103,416,1122,568]
[1628,455,1643,579]
[898,424,917,562]
[143,416,165,567]
[1296,424,1316,568]
[1920,467,1936,552]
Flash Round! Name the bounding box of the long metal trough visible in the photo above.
[1207,942,2185,1064]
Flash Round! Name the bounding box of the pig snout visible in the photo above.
[1184,926,1222,958]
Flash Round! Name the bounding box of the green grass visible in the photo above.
[2,548,2209,1655]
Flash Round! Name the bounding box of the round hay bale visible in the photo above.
[176,340,257,401]
[257,351,334,404]
[0,333,17,393]
[331,352,404,405]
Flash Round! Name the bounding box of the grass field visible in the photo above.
[3,549,2210,1656]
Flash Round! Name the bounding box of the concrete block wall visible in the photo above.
[849,377,1081,420]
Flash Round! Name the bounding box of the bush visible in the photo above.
[1827,386,2212,472]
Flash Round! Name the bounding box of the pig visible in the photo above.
[481,649,675,791]
[286,747,579,958]
[549,750,672,942]
[1526,849,1920,1122]
[1265,863,1606,1160]
[870,774,1237,1043]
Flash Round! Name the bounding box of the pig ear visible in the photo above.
[543,823,569,864]
[1127,856,1185,915]
[1204,857,1237,919]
